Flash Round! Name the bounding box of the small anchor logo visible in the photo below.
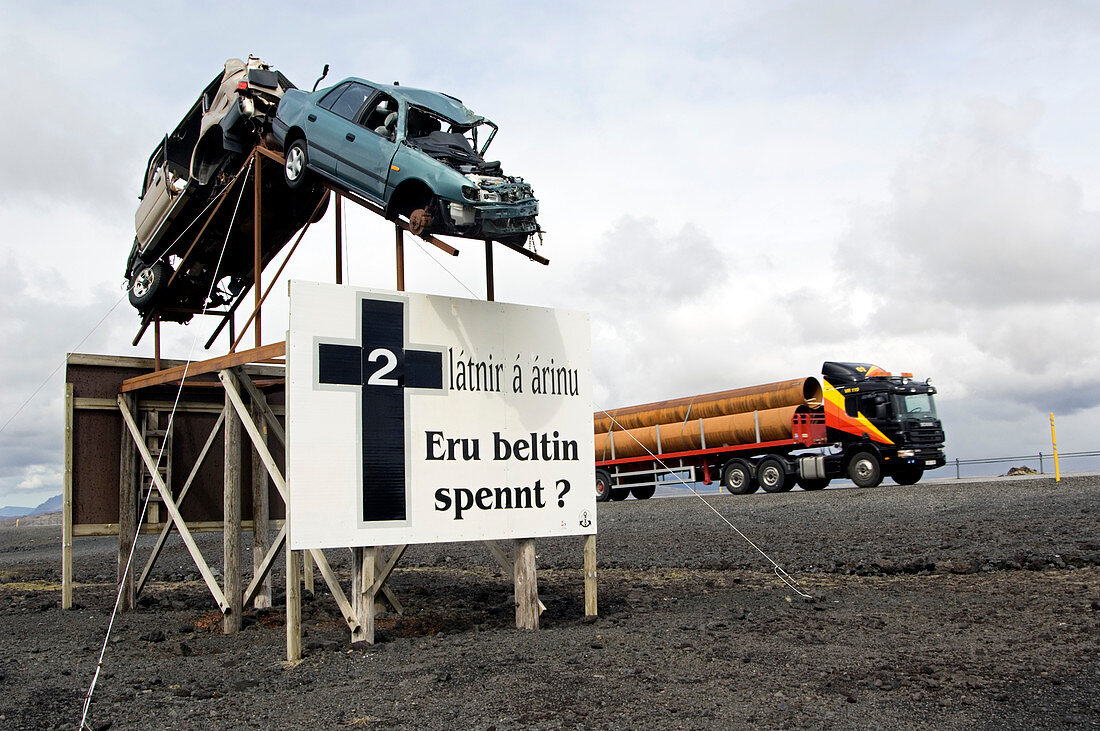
[579,511,592,528]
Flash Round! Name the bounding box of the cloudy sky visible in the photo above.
[1,1,1098,507]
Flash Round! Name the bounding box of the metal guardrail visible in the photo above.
[951,450,1100,478]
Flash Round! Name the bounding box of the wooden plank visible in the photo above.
[136,408,226,595]
[62,383,74,610]
[120,342,286,392]
[73,397,282,415]
[309,548,359,634]
[286,548,302,662]
[250,397,272,609]
[244,524,286,606]
[223,389,243,634]
[117,393,138,611]
[513,538,539,630]
[484,541,546,613]
[75,519,284,537]
[236,368,287,446]
[303,550,315,595]
[352,547,379,644]
[117,395,230,612]
[218,369,288,501]
[584,534,598,617]
[497,237,550,265]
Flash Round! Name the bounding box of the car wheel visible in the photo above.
[408,207,434,236]
[848,451,883,488]
[722,459,756,495]
[595,469,613,503]
[630,485,656,500]
[797,478,830,491]
[128,261,170,310]
[757,456,791,493]
[284,139,310,190]
[892,468,924,486]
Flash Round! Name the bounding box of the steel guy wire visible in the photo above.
[410,236,481,299]
[596,408,813,600]
[80,158,254,730]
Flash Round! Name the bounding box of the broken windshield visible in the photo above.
[405,106,501,174]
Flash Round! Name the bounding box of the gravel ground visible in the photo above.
[0,475,1097,729]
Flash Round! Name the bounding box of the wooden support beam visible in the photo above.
[485,240,495,302]
[121,342,286,392]
[115,395,231,613]
[62,383,74,610]
[309,548,359,634]
[303,550,315,595]
[513,538,539,630]
[395,225,405,291]
[136,407,226,596]
[235,371,286,446]
[484,541,546,613]
[352,546,379,644]
[250,397,272,609]
[584,534,598,617]
[335,194,344,284]
[218,369,287,501]
[244,524,286,607]
[286,548,302,662]
[118,393,138,611]
[497,237,550,265]
[223,388,243,634]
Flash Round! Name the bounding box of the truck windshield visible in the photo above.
[893,392,937,418]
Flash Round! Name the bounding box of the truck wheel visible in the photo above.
[630,485,656,500]
[797,478,830,491]
[595,469,613,502]
[892,468,924,486]
[848,451,883,488]
[722,459,756,495]
[610,488,631,501]
[757,456,791,492]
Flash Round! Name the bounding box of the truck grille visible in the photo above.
[908,426,945,447]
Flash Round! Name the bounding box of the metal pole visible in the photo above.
[253,150,262,348]
[485,240,495,301]
[1050,413,1061,482]
[955,457,959,479]
[1039,452,1044,474]
[395,225,405,291]
[335,194,344,285]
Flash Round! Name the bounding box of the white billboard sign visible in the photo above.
[286,281,596,549]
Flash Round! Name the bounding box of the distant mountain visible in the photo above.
[0,494,62,518]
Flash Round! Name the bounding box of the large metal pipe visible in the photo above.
[594,405,802,461]
[593,377,822,434]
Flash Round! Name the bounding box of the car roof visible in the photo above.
[340,77,485,126]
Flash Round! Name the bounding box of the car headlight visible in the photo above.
[479,190,500,203]
[462,186,478,201]
[896,449,915,458]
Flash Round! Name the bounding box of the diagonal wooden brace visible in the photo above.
[117,395,230,613]
[309,548,360,634]
[233,367,286,447]
[368,544,408,615]
[484,540,546,614]
[218,369,287,502]
[244,523,287,606]
[136,406,227,595]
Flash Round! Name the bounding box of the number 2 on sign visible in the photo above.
[367,348,398,386]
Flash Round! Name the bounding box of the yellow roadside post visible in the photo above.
[1050,413,1060,482]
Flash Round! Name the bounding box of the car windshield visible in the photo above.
[893,392,937,418]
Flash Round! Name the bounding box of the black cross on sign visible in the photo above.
[317,297,444,522]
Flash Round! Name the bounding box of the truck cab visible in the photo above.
[820,361,947,486]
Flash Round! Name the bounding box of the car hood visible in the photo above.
[336,78,485,127]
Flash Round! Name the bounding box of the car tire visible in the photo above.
[848,451,883,488]
[284,139,310,190]
[722,459,756,495]
[595,469,613,503]
[892,468,924,486]
[128,260,170,310]
[757,456,791,493]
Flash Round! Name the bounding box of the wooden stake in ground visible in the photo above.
[514,538,539,630]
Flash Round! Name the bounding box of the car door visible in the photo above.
[135,140,179,250]
[307,82,375,180]
[334,92,400,203]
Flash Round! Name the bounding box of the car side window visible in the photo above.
[360,93,399,137]
[318,82,350,111]
[328,84,374,121]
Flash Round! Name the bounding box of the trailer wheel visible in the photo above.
[630,485,656,500]
[610,488,631,501]
[722,459,756,495]
[797,478,830,491]
[757,456,791,493]
[891,468,924,485]
[595,469,613,502]
[848,451,883,488]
